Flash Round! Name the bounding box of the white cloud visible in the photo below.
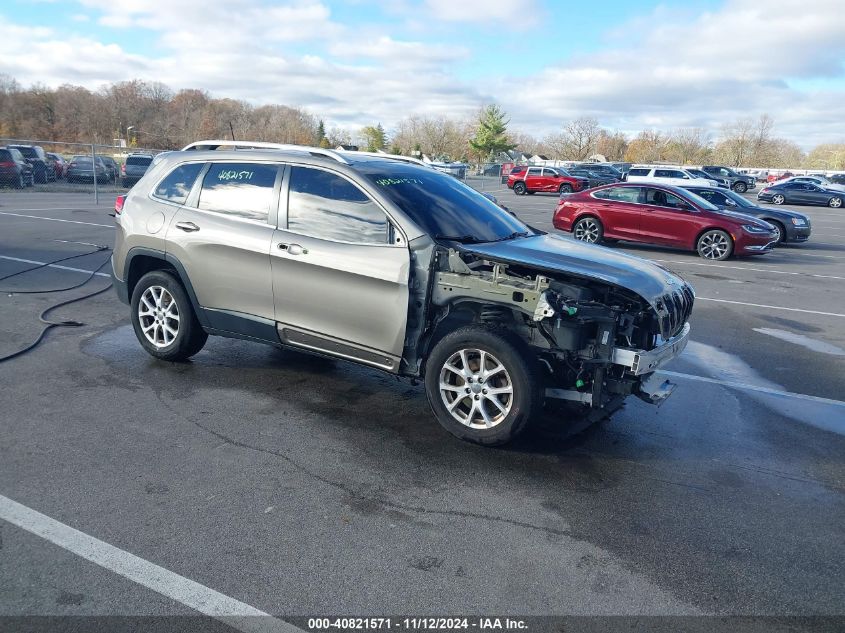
[1,0,843,148]
[501,0,845,146]
[422,0,541,24]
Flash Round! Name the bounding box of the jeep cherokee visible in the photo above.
[111,141,694,446]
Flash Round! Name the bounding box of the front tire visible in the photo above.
[130,270,208,362]
[424,326,540,446]
[573,216,603,244]
[513,182,526,195]
[829,196,843,209]
[697,229,733,260]
[770,221,786,244]
[772,194,785,205]
[733,181,748,193]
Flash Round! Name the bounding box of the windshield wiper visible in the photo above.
[434,234,486,243]
[487,231,531,243]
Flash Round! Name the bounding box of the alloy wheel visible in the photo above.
[138,285,180,348]
[574,218,600,243]
[830,197,843,208]
[699,231,730,259]
[439,349,513,429]
[772,194,785,205]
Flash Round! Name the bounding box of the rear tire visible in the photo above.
[559,183,573,194]
[573,216,604,244]
[424,326,540,446]
[772,194,785,205]
[130,270,208,362]
[829,196,843,209]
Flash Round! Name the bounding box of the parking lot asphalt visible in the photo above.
[0,188,843,625]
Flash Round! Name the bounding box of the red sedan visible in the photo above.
[552,182,778,260]
[508,166,588,195]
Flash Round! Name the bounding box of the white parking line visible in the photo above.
[697,296,845,317]
[653,258,845,281]
[659,370,845,408]
[0,255,111,278]
[0,207,109,212]
[0,211,114,228]
[0,494,299,633]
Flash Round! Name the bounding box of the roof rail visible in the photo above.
[336,149,432,168]
[180,140,349,165]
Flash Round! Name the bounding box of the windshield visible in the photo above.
[361,163,531,243]
[722,189,754,207]
[13,146,37,159]
[681,189,720,211]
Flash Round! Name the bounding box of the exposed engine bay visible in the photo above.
[420,247,692,410]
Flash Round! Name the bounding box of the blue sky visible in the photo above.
[1,0,844,146]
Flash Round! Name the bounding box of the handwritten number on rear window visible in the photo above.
[217,170,254,182]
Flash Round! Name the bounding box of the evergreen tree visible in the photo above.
[316,119,326,145]
[469,104,515,161]
[362,123,387,152]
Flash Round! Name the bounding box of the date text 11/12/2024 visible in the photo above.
[307,618,528,631]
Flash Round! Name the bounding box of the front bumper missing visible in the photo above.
[611,322,691,376]
[545,322,690,407]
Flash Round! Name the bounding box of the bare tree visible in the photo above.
[559,116,601,160]
[667,128,712,164]
[594,129,629,161]
[624,130,669,163]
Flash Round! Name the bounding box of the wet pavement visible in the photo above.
[0,191,843,623]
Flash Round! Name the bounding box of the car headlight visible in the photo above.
[743,224,769,234]
[791,217,807,226]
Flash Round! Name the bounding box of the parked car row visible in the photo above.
[0,144,155,189]
[552,182,810,261]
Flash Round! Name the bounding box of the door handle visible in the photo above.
[278,243,308,255]
[175,221,200,232]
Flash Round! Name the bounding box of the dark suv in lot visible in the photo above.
[701,165,756,193]
[122,153,154,187]
[112,141,693,446]
[8,144,55,183]
[0,147,35,188]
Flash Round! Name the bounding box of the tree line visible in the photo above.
[1,74,842,170]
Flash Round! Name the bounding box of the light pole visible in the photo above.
[126,126,134,147]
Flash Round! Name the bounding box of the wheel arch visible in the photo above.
[422,300,526,374]
[693,226,735,251]
[124,248,209,328]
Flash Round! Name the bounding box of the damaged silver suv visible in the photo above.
[111,140,694,445]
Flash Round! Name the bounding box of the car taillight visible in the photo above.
[0,161,14,168]
[121,164,126,174]
[114,194,126,215]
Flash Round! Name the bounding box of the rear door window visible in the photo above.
[287,166,389,244]
[154,163,204,205]
[645,188,686,208]
[198,162,278,222]
[628,168,650,177]
[593,186,642,203]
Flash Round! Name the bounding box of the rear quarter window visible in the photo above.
[628,168,650,176]
[126,156,153,166]
[153,163,204,205]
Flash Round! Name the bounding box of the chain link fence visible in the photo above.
[0,137,167,203]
